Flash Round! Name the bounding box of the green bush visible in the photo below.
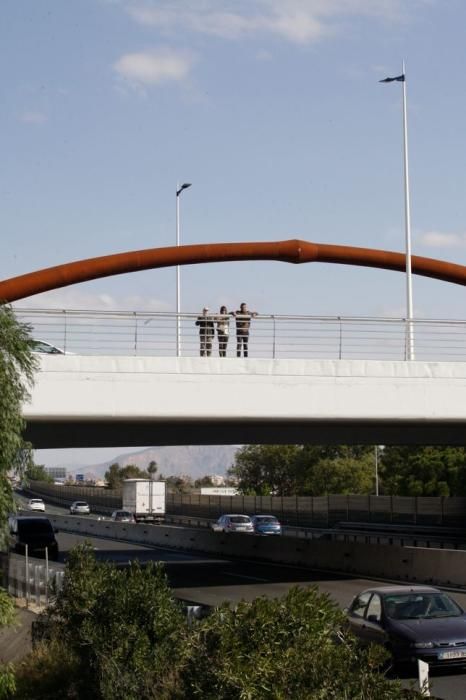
[12,547,423,699]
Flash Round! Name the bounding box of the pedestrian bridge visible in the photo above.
[24,352,466,449]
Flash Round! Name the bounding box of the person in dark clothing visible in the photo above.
[232,302,257,357]
[195,307,215,357]
[216,305,230,357]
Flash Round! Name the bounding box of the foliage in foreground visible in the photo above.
[0,305,37,539]
[11,546,423,700]
[0,591,17,699]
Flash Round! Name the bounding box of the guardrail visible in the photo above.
[7,553,65,610]
[14,308,466,361]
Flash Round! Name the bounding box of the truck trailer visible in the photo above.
[122,479,166,522]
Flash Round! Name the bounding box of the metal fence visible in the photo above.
[14,308,466,361]
[167,493,466,528]
[26,482,466,528]
[7,552,65,610]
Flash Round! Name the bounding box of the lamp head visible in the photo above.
[177,182,192,196]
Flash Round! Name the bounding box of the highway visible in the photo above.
[15,495,466,699]
[54,528,466,700]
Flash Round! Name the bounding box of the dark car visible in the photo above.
[251,515,282,535]
[347,585,466,667]
[111,510,135,523]
[8,516,59,560]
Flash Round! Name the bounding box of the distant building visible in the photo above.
[45,467,67,481]
[209,474,226,486]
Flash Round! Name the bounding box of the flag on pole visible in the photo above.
[379,74,405,83]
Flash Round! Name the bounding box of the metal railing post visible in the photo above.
[63,309,68,353]
[272,315,276,359]
[338,317,342,359]
[45,547,49,606]
[25,545,29,608]
[133,312,138,356]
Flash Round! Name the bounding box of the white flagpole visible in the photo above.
[402,60,415,360]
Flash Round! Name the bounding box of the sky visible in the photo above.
[3,0,466,466]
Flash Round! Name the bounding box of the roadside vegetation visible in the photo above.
[0,304,38,697]
[229,443,466,497]
[11,545,423,700]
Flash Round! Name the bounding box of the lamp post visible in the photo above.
[380,62,414,360]
[374,445,379,497]
[175,182,191,357]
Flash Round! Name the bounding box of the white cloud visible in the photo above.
[114,48,194,89]
[125,0,416,44]
[13,287,171,312]
[418,231,466,249]
[19,111,47,124]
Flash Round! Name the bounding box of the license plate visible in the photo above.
[438,650,466,660]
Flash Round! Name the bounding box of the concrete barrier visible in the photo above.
[49,514,466,589]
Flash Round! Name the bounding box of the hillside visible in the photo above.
[77,445,239,481]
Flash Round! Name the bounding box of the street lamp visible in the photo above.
[175,182,192,357]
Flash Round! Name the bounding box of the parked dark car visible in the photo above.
[347,585,466,667]
[8,516,59,560]
[251,514,282,535]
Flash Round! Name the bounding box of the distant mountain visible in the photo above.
[70,445,239,481]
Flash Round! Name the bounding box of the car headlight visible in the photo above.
[411,642,434,649]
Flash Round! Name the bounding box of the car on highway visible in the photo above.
[27,498,45,512]
[70,501,91,515]
[31,339,66,354]
[211,514,254,533]
[8,515,59,560]
[346,585,466,667]
[111,510,136,523]
[251,514,282,535]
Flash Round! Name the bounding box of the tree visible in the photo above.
[0,304,37,537]
[14,545,185,699]
[25,464,53,484]
[194,476,214,489]
[104,463,150,489]
[229,444,374,496]
[147,460,158,480]
[380,446,466,496]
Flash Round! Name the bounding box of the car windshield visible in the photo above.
[116,512,132,518]
[229,516,250,523]
[255,517,278,524]
[75,502,88,507]
[384,593,463,620]
[30,500,43,504]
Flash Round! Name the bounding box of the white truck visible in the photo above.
[122,479,166,522]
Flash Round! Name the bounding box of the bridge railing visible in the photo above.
[13,308,466,361]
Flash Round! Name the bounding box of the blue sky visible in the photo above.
[3,0,466,465]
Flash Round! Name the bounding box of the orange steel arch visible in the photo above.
[1,239,466,303]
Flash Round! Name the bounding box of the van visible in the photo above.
[8,516,59,560]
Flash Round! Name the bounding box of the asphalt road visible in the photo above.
[54,529,466,700]
[14,494,466,698]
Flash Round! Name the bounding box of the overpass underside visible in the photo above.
[23,417,466,448]
[23,356,466,449]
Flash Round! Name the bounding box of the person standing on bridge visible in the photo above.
[195,307,215,357]
[232,302,257,358]
[216,305,230,357]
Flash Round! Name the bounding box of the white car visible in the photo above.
[27,498,45,512]
[211,514,254,533]
[70,501,91,515]
[31,339,66,354]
